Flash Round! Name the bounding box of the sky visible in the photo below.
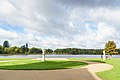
[0,0,120,49]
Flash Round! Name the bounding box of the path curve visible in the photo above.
[81,60,113,80]
[0,60,113,80]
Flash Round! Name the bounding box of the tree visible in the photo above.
[20,45,26,54]
[104,41,118,58]
[0,45,3,54]
[8,47,15,54]
[45,49,53,54]
[9,46,20,54]
[14,47,20,53]
[25,43,29,54]
[29,47,42,54]
[3,40,10,48]
[4,48,10,54]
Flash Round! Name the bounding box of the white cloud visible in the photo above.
[96,22,116,41]
[0,0,16,16]
[0,28,18,39]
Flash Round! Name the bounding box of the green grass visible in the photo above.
[0,58,29,61]
[69,58,106,63]
[69,58,100,60]
[0,58,87,70]
[97,58,120,80]
[1,58,119,80]
[69,58,120,80]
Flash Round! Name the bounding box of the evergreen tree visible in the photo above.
[20,45,26,54]
[25,43,29,54]
[3,40,10,48]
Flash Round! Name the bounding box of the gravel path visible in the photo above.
[0,60,113,80]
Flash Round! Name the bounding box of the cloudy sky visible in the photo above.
[0,0,120,49]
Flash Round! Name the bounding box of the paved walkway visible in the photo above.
[0,60,113,80]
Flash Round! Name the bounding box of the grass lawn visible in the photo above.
[0,58,119,80]
[69,58,120,80]
[0,58,87,70]
[97,58,120,80]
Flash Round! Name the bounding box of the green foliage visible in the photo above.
[29,47,42,54]
[45,49,53,54]
[1,40,120,55]
[20,45,26,54]
[25,43,29,54]
[14,47,20,53]
[54,48,103,55]
[8,47,15,54]
[3,40,10,48]
[9,46,20,54]
[104,41,118,55]
[0,45,3,53]
[20,43,29,54]
[4,48,10,54]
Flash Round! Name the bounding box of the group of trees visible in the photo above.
[54,48,103,55]
[0,40,54,54]
[0,40,119,55]
[0,41,40,54]
[20,43,29,54]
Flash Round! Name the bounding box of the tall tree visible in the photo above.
[25,43,29,54]
[3,40,10,48]
[104,41,118,58]
[20,45,26,54]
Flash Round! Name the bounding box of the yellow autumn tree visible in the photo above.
[104,41,118,58]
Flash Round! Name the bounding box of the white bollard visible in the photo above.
[103,51,106,60]
[42,48,45,61]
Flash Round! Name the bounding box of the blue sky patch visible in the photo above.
[0,21,24,33]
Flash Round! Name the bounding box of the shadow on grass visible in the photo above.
[0,61,87,70]
[85,60,106,63]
